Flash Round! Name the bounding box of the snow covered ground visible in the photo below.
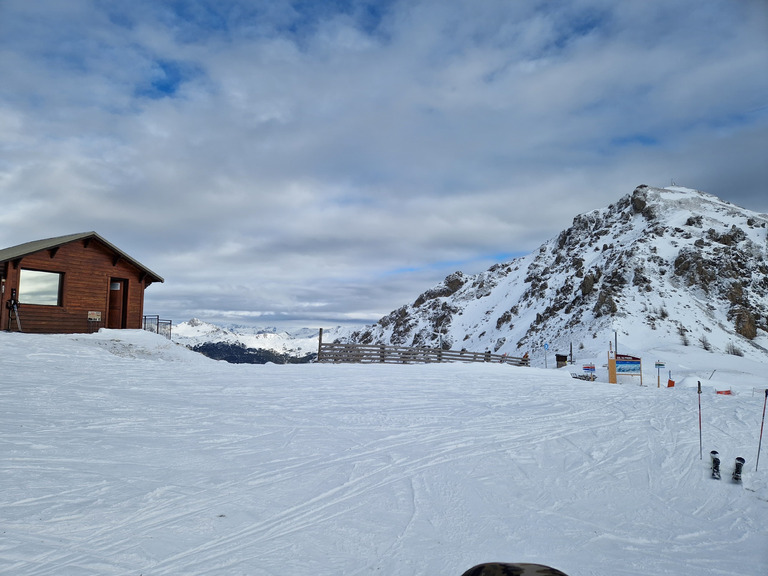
[1,329,766,575]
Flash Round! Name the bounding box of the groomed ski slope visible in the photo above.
[1,330,766,576]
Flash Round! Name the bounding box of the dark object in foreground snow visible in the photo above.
[461,563,569,576]
[733,457,745,482]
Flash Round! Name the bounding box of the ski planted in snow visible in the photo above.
[461,563,569,576]
[732,457,745,483]
[710,450,721,480]
[6,288,21,332]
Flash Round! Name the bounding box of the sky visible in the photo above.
[1,0,767,330]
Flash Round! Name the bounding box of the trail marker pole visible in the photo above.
[757,389,767,472]
[655,361,665,388]
[698,381,703,460]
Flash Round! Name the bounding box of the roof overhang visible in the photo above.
[0,232,164,284]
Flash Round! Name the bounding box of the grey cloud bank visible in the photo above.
[1,0,766,328]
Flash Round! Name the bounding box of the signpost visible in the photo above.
[608,352,643,385]
[655,361,666,388]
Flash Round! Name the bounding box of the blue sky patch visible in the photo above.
[135,59,202,99]
[382,251,528,279]
[610,134,660,148]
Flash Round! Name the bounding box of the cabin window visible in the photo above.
[18,269,63,306]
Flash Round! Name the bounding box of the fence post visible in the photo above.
[317,328,323,361]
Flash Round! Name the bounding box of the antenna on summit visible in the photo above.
[671,178,676,186]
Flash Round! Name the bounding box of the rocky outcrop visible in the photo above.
[345,186,768,356]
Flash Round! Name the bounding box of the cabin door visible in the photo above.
[107,278,128,329]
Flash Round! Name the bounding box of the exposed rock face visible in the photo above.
[345,186,768,359]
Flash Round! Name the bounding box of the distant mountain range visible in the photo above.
[172,319,346,363]
[178,186,768,367]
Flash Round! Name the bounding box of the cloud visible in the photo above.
[1,0,767,328]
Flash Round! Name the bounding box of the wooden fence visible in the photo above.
[316,329,529,367]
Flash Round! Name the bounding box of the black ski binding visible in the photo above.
[710,450,721,480]
[732,457,745,483]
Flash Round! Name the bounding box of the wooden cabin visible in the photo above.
[0,232,163,334]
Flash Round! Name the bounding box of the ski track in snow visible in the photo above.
[1,332,767,576]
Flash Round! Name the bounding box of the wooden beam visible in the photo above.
[317,341,530,366]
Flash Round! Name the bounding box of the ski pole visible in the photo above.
[757,388,767,472]
[698,381,703,460]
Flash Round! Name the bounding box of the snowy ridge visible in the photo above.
[1,329,766,575]
[346,186,768,367]
[173,318,350,357]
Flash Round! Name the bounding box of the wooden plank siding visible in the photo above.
[1,236,157,334]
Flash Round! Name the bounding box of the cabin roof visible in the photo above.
[0,231,164,283]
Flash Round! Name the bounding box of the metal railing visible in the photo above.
[142,315,172,340]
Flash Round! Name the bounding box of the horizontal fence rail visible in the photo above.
[317,329,529,367]
[142,315,173,340]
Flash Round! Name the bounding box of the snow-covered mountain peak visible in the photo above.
[346,185,768,366]
[177,318,236,337]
